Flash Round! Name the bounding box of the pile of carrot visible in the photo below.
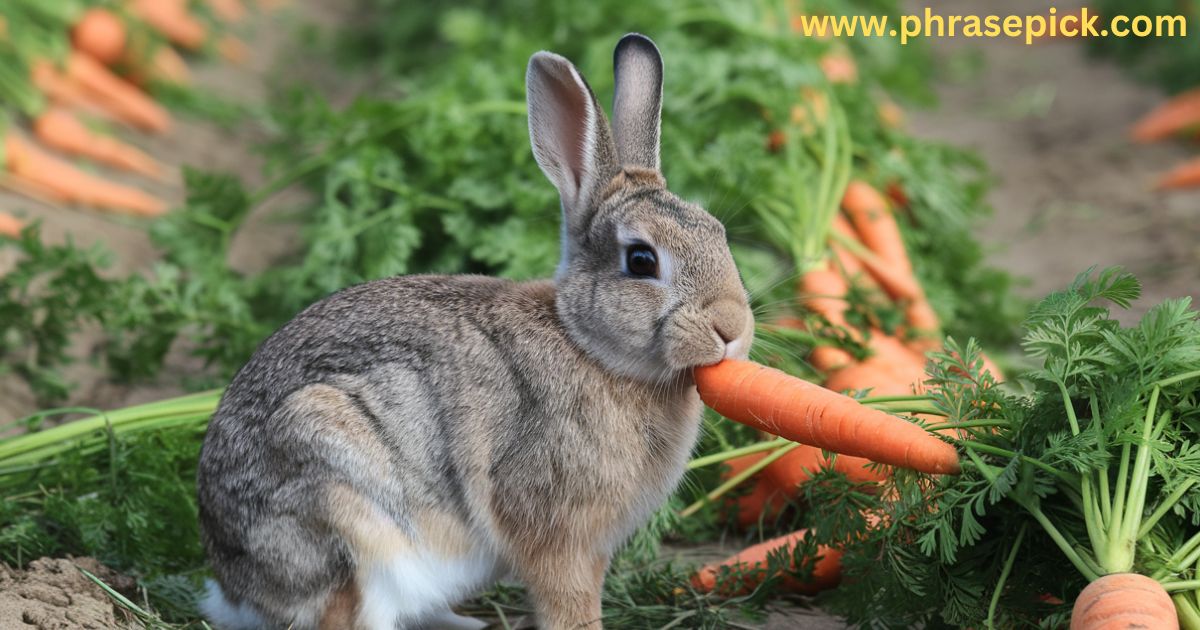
[0,0,273,232]
[689,178,1002,597]
[1130,87,1200,190]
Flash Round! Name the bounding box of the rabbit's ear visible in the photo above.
[527,51,618,231]
[611,33,663,171]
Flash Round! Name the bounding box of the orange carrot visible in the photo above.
[819,53,857,84]
[692,530,843,595]
[3,135,166,217]
[723,452,789,529]
[0,212,24,238]
[72,8,128,65]
[764,443,886,490]
[840,181,941,340]
[1131,87,1200,143]
[867,333,927,371]
[829,215,873,283]
[695,359,959,474]
[726,445,885,528]
[1154,156,1200,190]
[1069,573,1177,630]
[904,298,942,346]
[129,0,208,50]
[777,312,856,372]
[849,247,923,302]
[62,52,171,133]
[810,345,855,371]
[35,54,171,132]
[31,60,117,120]
[800,266,851,327]
[824,360,917,397]
[33,109,165,179]
[842,180,909,272]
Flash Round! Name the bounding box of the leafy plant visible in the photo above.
[813,268,1200,628]
[0,229,115,403]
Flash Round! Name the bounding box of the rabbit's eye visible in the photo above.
[625,244,659,278]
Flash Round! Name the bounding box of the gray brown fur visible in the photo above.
[197,33,753,630]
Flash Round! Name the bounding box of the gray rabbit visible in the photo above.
[197,33,754,630]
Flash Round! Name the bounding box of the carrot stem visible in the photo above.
[1157,368,1200,388]
[986,523,1026,630]
[857,394,935,405]
[1155,531,1200,580]
[679,442,801,518]
[687,438,790,470]
[1175,595,1200,630]
[862,400,944,416]
[974,440,1104,585]
[1111,390,1162,573]
[1077,386,1106,555]
[1057,381,1081,436]
[1091,396,1113,530]
[961,441,1072,484]
[924,419,1010,433]
[1164,581,1200,593]
[1026,502,1101,582]
[1138,479,1197,539]
[1111,439,1133,549]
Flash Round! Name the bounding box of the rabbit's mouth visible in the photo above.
[723,334,750,361]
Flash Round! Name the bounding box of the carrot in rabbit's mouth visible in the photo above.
[693,358,960,475]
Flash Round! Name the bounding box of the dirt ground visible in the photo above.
[908,0,1200,324]
[0,557,136,630]
[2,1,1198,627]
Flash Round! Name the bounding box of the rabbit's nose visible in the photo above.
[713,321,738,344]
[712,308,752,360]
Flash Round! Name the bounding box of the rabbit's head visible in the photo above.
[527,34,753,383]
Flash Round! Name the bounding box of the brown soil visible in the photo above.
[0,557,135,630]
[909,0,1200,324]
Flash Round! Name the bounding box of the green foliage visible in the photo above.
[0,425,208,620]
[814,269,1200,628]
[0,228,115,403]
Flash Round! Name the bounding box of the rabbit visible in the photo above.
[196,32,754,630]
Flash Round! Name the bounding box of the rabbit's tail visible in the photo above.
[200,579,266,630]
